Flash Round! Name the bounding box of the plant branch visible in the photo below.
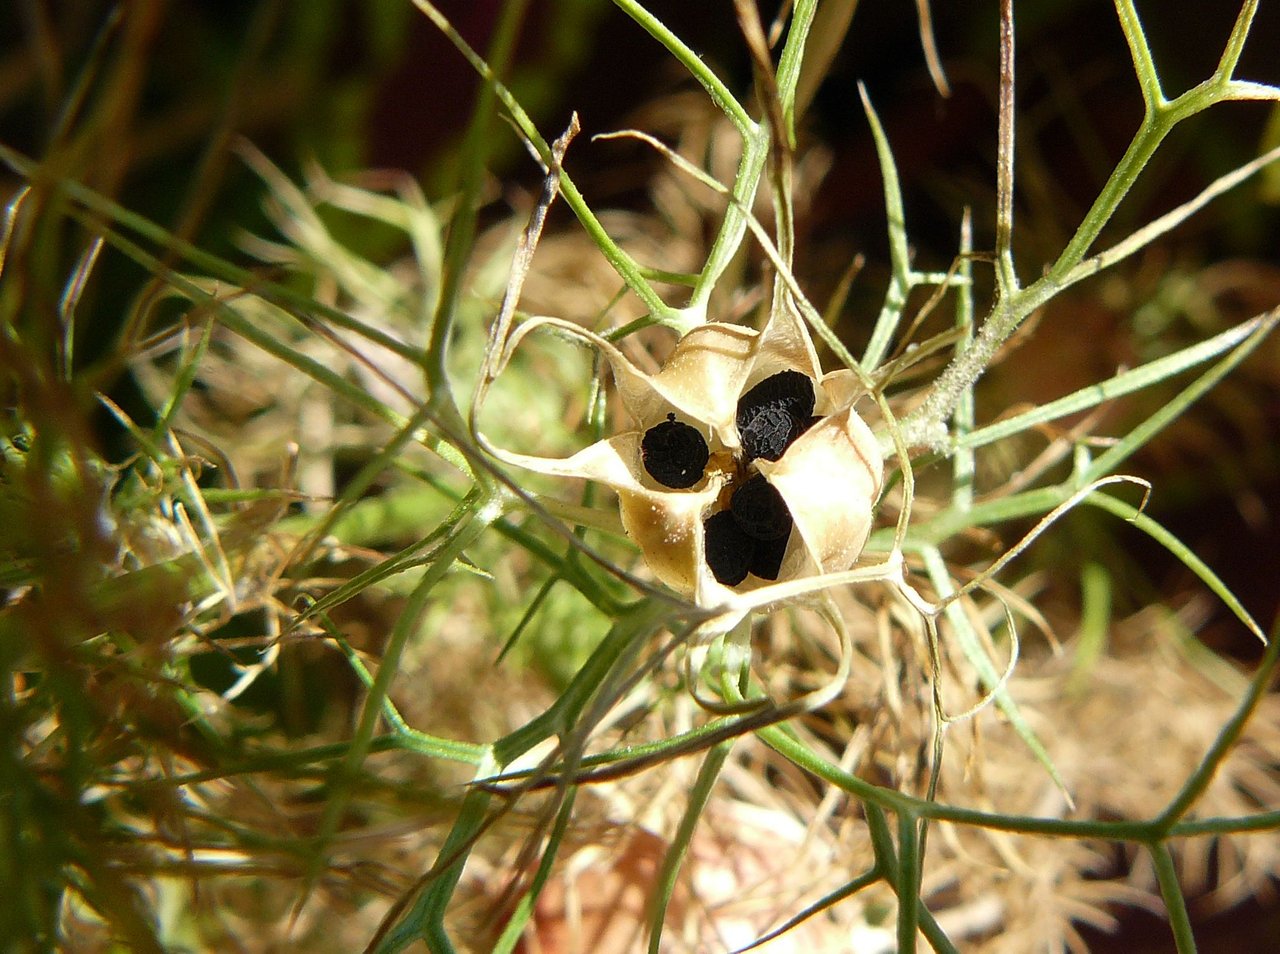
[995,0,1017,292]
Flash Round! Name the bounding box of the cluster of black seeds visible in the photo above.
[703,475,793,585]
[710,370,818,584]
[638,370,818,587]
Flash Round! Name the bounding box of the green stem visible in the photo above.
[688,131,767,317]
[310,493,497,887]
[410,0,676,327]
[1153,608,1280,831]
[611,0,752,134]
[1148,840,1198,954]
[902,39,1260,448]
[425,0,530,410]
[896,810,921,954]
[647,741,733,953]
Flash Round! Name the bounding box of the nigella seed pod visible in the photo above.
[730,475,792,541]
[641,413,709,489]
[737,370,815,462]
[703,510,753,586]
[479,297,883,608]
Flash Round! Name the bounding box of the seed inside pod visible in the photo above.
[730,474,792,541]
[736,370,815,462]
[748,531,789,581]
[703,510,753,586]
[702,476,796,585]
[640,413,709,489]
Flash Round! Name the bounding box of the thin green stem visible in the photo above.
[1148,840,1198,954]
[647,741,733,953]
[691,0,820,320]
[1154,611,1280,831]
[951,209,975,510]
[425,0,530,411]
[775,0,820,134]
[1081,312,1277,485]
[994,0,1017,292]
[761,717,1276,841]
[1114,0,1164,110]
[611,0,752,134]
[1086,494,1264,643]
[491,790,579,954]
[410,0,676,327]
[688,132,766,318]
[376,754,500,954]
[859,84,913,370]
[896,810,921,954]
[1215,0,1259,82]
[955,313,1274,451]
[732,867,882,953]
[311,493,497,887]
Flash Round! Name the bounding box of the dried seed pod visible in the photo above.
[478,300,883,608]
[640,413,709,489]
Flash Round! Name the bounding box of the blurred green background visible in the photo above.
[3,2,1280,950]
[4,0,1277,648]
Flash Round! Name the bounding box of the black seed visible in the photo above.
[641,413,709,489]
[730,475,792,541]
[703,510,752,586]
[739,405,798,462]
[738,370,815,426]
[748,531,790,580]
[736,370,815,462]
